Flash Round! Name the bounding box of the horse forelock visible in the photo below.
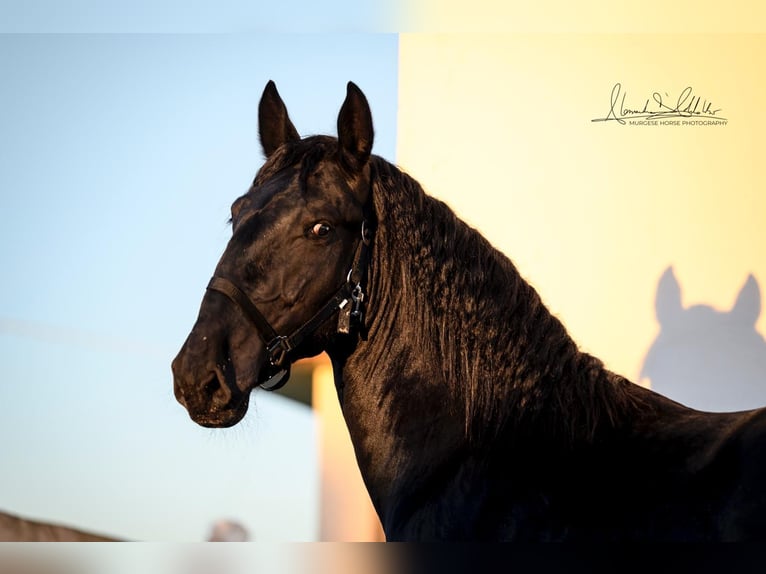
[253,136,337,190]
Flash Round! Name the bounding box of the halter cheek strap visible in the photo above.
[206,220,372,391]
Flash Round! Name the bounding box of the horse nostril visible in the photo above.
[203,373,234,409]
[203,376,220,400]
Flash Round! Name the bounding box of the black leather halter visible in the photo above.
[206,221,371,391]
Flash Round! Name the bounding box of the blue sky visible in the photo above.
[0,1,404,32]
[0,33,398,540]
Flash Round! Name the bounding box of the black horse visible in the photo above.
[172,81,766,541]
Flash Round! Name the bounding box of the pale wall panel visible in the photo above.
[397,34,766,410]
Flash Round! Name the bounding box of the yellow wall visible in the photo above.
[397,34,766,386]
[313,360,384,541]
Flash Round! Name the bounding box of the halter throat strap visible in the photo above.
[206,220,371,391]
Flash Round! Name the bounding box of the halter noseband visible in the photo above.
[206,220,371,391]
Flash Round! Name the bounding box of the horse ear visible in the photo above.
[258,81,300,158]
[656,266,683,326]
[731,274,761,326]
[337,82,374,172]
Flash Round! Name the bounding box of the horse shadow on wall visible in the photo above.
[640,267,766,412]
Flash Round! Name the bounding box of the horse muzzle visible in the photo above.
[171,337,253,428]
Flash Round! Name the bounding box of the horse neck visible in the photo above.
[328,160,643,514]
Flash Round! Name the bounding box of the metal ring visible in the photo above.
[361,219,371,245]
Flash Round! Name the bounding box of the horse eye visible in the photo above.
[311,223,332,237]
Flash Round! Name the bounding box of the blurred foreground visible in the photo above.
[0,544,405,574]
[3,543,764,574]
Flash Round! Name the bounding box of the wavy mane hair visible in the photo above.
[368,157,649,445]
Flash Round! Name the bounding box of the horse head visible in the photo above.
[172,81,374,427]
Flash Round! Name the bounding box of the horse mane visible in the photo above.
[255,137,645,446]
[368,156,646,446]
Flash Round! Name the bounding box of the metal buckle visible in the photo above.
[266,336,290,368]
